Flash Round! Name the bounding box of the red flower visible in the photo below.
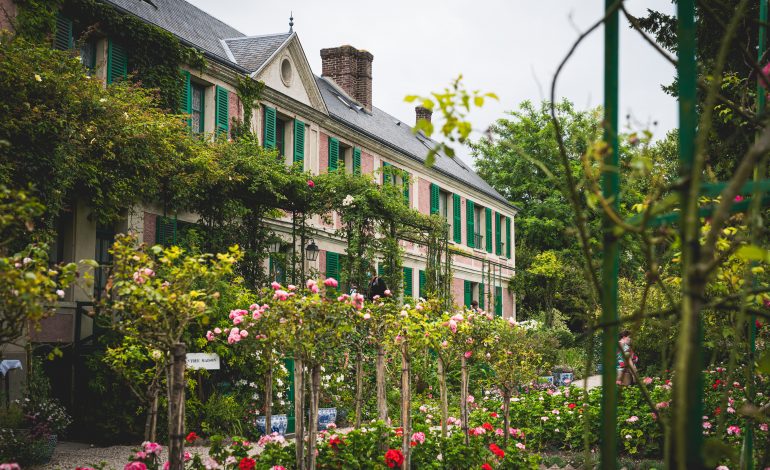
[482,422,494,431]
[482,464,493,470]
[490,412,499,418]
[715,406,722,416]
[307,180,315,188]
[489,443,505,459]
[568,403,576,409]
[329,435,343,448]
[410,440,417,447]
[394,427,403,437]
[185,432,199,444]
[385,449,404,468]
[238,458,256,470]
[619,361,625,368]
[757,320,763,330]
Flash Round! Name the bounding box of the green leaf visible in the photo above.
[735,245,770,262]
[758,350,770,375]
[474,96,484,107]
[404,95,418,103]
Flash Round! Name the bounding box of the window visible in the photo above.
[276,118,286,156]
[79,40,96,73]
[191,83,205,134]
[94,226,114,300]
[439,190,450,220]
[474,205,483,248]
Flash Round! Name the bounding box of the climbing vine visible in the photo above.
[16,0,206,110]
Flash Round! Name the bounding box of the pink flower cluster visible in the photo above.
[410,432,425,445]
[258,432,287,447]
[306,279,320,294]
[447,313,464,333]
[132,267,155,284]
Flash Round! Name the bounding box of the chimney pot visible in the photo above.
[415,106,432,126]
[321,45,373,112]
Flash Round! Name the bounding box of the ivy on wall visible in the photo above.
[16,0,206,110]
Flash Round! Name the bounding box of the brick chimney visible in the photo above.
[321,45,373,112]
[415,106,432,125]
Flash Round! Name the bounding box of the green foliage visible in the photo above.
[105,234,241,350]
[405,75,497,165]
[0,36,198,227]
[0,187,78,345]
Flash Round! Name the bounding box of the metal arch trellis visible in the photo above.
[599,0,770,468]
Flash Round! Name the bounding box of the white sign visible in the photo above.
[186,353,220,370]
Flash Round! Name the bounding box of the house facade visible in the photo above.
[1,0,517,361]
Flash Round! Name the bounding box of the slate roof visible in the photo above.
[99,0,512,208]
[223,33,293,73]
[315,76,512,207]
[104,0,244,62]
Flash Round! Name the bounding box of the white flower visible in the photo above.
[342,194,355,206]
[56,289,65,298]
[34,74,42,82]
[625,434,632,440]
[99,98,107,103]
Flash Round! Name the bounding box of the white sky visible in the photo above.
[186,0,678,164]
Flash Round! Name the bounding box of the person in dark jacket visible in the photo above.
[367,270,387,299]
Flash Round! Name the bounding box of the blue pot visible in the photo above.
[318,407,337,430]
[255,414,288,435]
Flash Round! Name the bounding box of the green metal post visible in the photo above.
[675,0,705,468]
[744,2,767,467]
[600,0,620,468]
[285,357,295,434]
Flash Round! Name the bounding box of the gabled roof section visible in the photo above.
[315,76,513,208]
[103,0,245,62]
[222,32,292,73]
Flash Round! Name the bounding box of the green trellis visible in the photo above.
[599,1,770,468]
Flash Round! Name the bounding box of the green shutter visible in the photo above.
[466,200,475,248]
[419,270,426,298]
[264,106,277,149]
[54,14,73,51]
[353,147,362,175]
[179,70,192,128]
[495,286,503,317]
[107,39,128,84]
[479,283,485,310]
[464,280,472,308]
[215,86,229,138]
[326,252,340,281]
[506,216,512,258]
[155,216,178,246]
[485,207,492,253]
[495,212,502,255]
[403,267,413,297]
[293,119,305,163]
[430,183,440,215]
[378,264,384,277]
[403,171,410,205]
[382,162,392,185]
[328,137,339,171]
[452,194,462,243]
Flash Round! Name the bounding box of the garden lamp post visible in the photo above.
[305,239,319,262]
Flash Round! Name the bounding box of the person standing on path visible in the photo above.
[617,330,639,386]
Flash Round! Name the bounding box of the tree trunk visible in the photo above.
[460,355,469,445]
[149,386,159,442]
[294,357,305,470]
[400,340,411,470]
[168,343,186,470]
[265,364,273,435]
[502,388,511,447]
[376,344,388,422]
[307,364,321,470]
[355,349,364,428]
[437,355,449,439]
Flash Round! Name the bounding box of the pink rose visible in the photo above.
[307,180,315,188]
[271,281,281,290]
[288,284,297,291]
[240,330,248,338]
[206,331,215,341]
[464,351,472,359]
[448,319,457,333]
[143,268,155,277]
[324,278,339,288]
[310,284,319,294]
[124,463,147,470]
[142,442,162,455]
[214,327,222,334]
[643,377,653,385]
[384,289,392,297]
[363,313,371,320]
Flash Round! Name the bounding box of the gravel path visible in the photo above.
[31,442,213,470]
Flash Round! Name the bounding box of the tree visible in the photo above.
[105,234,240,470]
